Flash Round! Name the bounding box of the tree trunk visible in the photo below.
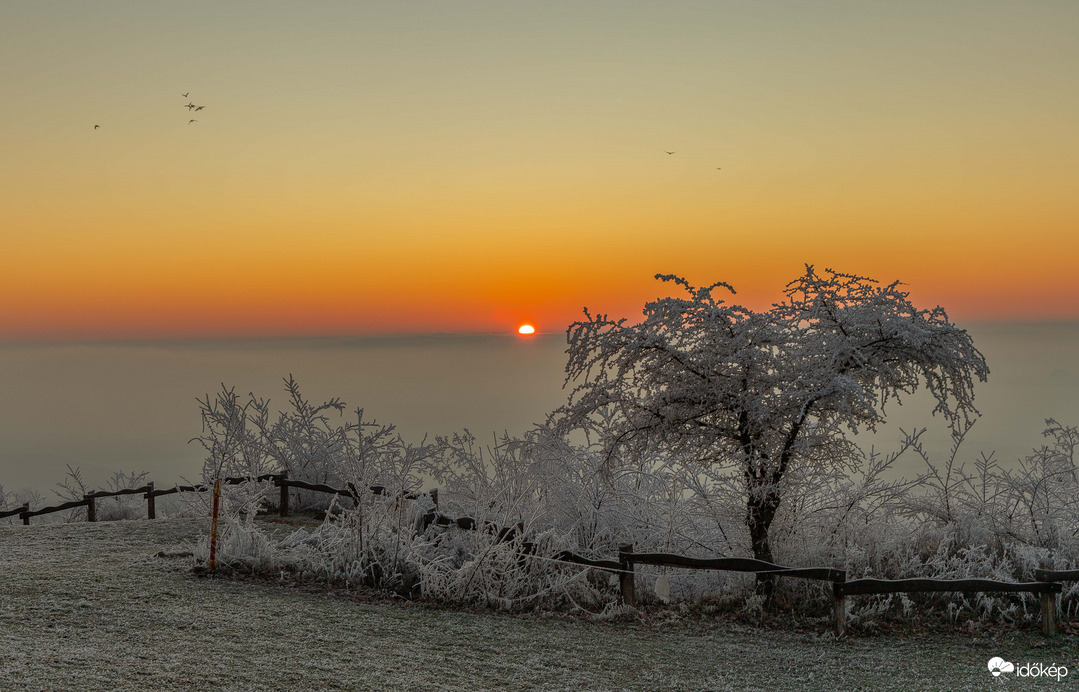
[746,479,781,600]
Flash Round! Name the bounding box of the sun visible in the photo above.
[517,324,536,335]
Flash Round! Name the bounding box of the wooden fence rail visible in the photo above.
[272,475,434,518]
[4,475,290,526]
[834,577,1059,597]
[0,503,30,521]
[625,553,845,582]
[2,472,435,526]
[544,547,847,605]
[1036,567,1079,582]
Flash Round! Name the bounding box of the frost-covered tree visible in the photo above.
[558,266,989,579]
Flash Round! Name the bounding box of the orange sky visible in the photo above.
[2,2,1077,341]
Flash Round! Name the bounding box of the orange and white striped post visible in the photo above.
[208,478,222,571]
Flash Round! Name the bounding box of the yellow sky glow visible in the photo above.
[2,2,1077,340]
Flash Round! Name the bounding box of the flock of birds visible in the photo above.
[92,92,206,130]
[181,91,206,125]
[91,95,720,169]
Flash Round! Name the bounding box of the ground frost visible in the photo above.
[1,519,1074,690]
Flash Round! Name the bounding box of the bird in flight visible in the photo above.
[665,151,676,155]
[194,106,204,111]
[188,119,198,125]
[93,124,100,130]
[181,92,189,98]
[185,103,197,110]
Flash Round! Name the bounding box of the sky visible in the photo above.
[2,1,1078,340]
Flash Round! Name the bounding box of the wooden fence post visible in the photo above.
[278,471,289,517]
[1038,558,1057,636]
[145,482,155,520]
[832,558,847,639]
[618,544,636,607]
[21,502,30,526]
[85,494,96,522]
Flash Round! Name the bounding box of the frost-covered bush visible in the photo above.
[196,489,615,610]
[197,389,1078,622]
[998,420,1079,551]
[822,421,1079,628]
[0,486,42,524]
[54,466,151,522]
[191,377,436,514]
[0,483,15,525]
[898,420,1078,567]
[11,487,44,513]
[190,384,277,515]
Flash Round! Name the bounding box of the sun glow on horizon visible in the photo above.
[517,324,536,336]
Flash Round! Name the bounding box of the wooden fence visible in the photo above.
[3,473,1075,637]
[544,546,1069,638]
[0,471,436,526]
[417,506,1075,638]
[0,473,285,525]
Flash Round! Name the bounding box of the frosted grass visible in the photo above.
[1,518,1073,691]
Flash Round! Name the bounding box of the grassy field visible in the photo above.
[1,518,1074,691]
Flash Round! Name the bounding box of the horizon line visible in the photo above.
[2,317,1078,348]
